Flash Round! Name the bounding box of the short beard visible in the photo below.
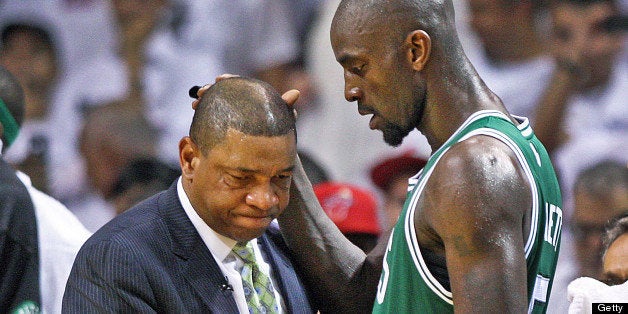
[382,121,411,147]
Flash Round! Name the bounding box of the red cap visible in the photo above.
[313,182,381,235]
[370,152,427,191]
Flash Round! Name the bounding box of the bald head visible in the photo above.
[190,77,296,153]
[333,0,458,48]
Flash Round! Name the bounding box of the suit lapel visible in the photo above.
[160,183,239,313]
[258,233,313,313]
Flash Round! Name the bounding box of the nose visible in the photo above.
[344,77,362,102]
[345,86,363,102]
[245,183,279,211]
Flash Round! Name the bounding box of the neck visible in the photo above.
[418,54,507,151]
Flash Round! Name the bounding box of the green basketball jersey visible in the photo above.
[372,110,562,314]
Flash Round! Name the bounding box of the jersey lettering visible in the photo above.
[544,203,562,250]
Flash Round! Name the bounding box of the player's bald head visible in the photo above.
[332,0,458,48]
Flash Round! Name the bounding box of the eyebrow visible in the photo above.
[234,165,296,174]
[336,53,357,66]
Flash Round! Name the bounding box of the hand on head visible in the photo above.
[190,74,300,114]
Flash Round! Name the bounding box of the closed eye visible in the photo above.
[225,173,251,187]
[272,173,293,190]
[349,64,366,76]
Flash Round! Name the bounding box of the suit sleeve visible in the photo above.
[62,239,157,313]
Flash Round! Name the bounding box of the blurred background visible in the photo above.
[0,0,626,310]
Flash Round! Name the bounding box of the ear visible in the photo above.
[179,137,200,180]
[405,30,431,71]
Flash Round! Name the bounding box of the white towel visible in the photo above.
[567,277,628,314]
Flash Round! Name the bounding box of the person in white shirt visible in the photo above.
[465,0,553,119]
[1,64,90,314]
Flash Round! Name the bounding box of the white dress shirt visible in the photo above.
[176,178,285,314]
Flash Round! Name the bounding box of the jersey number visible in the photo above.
[376,231,394,304]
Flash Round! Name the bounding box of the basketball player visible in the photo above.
[273,0,563,312]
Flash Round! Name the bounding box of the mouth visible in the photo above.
[357,105,381,130]
[238,215,274,229]
[240,213,274,220]
[357,104,374,116]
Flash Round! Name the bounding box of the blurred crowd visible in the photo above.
[0,0,626,311]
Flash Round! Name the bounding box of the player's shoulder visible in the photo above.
[434,135,525,184]
[421,136,531,239]
[423,134,531,218]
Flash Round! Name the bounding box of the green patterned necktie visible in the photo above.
[232,242,280,314]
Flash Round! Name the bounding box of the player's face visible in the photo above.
[331,17,425,147]
[602,233,628,286]
[182,129,296,242]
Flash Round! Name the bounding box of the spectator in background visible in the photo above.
[110,157,180,214]
[72,101,159,231]
[314,182,381,252]
[0,22,59,193]
[369,151,427,231]
[179,0,300,94]
[601,212,628,286]
[533,0,627,216]
[466,0,553,119]
[0,0,115,74]
[564,212,628,313]
[548,160,628,313]
[1,65,90,314]
[48,0,219,204]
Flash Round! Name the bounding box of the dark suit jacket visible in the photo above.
[0,158,40,312]
[62,182,314,313]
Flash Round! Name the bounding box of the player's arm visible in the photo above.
[425,136,531,313]
[277,155,387,313]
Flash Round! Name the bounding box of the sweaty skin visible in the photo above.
[276,0,537,313]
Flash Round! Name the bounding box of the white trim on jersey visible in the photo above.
[429,110,508,163]
[405,150,454,304]
[458,128,539,258]
[514,115,533,138]
[402,110,539,305]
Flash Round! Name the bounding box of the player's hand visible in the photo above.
[190,74,300,117]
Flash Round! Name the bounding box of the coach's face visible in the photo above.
[180,128,296,242]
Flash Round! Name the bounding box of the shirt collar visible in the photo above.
[177,177,238,262]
